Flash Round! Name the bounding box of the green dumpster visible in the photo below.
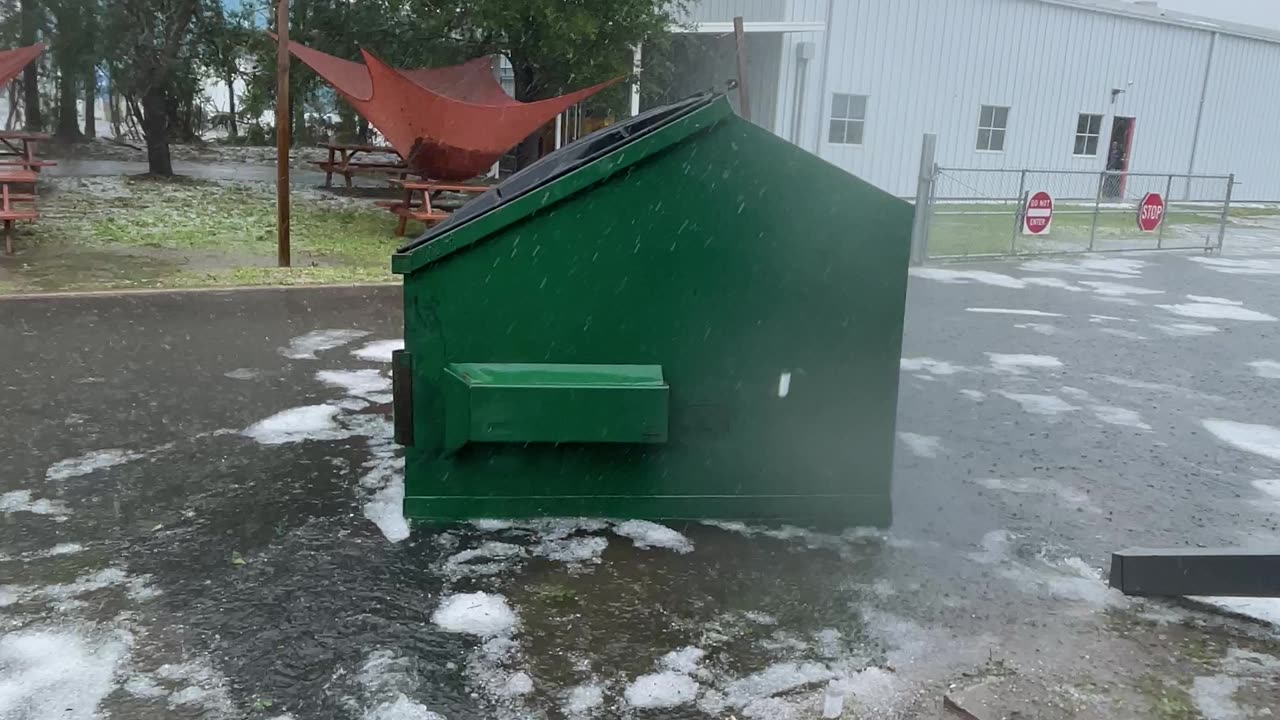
[390,93,912,527]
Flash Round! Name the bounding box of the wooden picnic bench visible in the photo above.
[0,169,39,254]
[383,179,490,236]
[0,130,56,173]
[312,141,408,188]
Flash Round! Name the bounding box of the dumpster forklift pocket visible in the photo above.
[392,349,415,446]
[439,362,668,454]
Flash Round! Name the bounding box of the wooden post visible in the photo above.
[733,16,752,122]
[276,0,291,268]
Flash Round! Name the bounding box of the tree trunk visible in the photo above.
[291,90,305,146]
[336,105,355,142]
[6,84,17,130]
[125,94,144,141]
[141,84,173,176]
[22,65,41,130]
[108,84,122,138]
[84,71,96,138]
[55,68,81,140]
[512,58,542,170]
[20,0,41,130]
[225,70,237,138]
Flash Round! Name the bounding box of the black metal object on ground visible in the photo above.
[1110,547,1280,598]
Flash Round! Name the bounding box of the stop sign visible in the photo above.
[1023,191,1053,235]
[1138,193,1166,232]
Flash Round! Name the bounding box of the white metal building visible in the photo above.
[665,0,1280,200]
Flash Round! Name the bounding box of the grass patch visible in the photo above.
[1135,674,1198,720]
[1224,206,1280,218]
[75,179,397,264]
[2,175,408,294]
[925,202,1279,257]
[174,265,395,288]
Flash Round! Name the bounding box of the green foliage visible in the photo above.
[451,0,689,116]
[3,0,694,161]
[234,0,686,138]
[100,0,202,98]
[35,0,97,137]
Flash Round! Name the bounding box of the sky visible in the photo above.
[1139,0,1280,30]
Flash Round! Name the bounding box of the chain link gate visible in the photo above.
[915,167,1234,262]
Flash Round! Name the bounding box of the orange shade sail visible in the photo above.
[0,43,45,89]
[282,39,622,180]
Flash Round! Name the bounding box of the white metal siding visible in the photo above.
[772,0,829,146]
[747,35,784,131]
[677,0,787,24]
[1195,34,1280,200]
[820,0,1213,196]
[656,34,782,132]
[688,0,1280,199]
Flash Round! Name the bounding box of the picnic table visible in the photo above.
[313,141,409,188]
[380,179,490,236]
[0,168,38,254]
[0,130,56,172]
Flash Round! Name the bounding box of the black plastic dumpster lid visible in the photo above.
[396,92,720,254]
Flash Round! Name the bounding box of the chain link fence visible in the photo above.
[916,167,1234,261]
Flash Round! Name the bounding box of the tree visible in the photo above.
[196,1,253,138]
[237,0,460,146]
[47,0,97,140]
[102,0,201,175]
[81,0,97,136]
[448,0,687,168]
[18,0,43,130]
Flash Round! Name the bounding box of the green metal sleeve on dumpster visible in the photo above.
[440,362,668,453]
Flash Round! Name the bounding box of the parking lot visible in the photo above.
[2,243,1279,719]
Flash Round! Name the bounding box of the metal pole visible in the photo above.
[554,113,563,150]
[1217,173,1234,253]
[926,163,939,262]
[630,45,642,117]
[733,17,752,123]
[1186,32,1217,200]
[1157,174,1173,249]
[812,0,836,154]
[909,133,937,265]
[1012,170,1027,254]
[1089,171,1104,252]
[275,0,291,268]
[789,48,809,145]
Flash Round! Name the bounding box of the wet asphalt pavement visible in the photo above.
[3,249,1280,719]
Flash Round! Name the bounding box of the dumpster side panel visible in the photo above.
[401,116,911,526]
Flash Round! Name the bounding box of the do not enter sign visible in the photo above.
[1023,191,1053,235]
[1138,193,1166,233]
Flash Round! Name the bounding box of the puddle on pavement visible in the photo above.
[6,288,1280,719]
[5,384,1276,718]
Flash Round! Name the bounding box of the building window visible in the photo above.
[1074,113,1103,156]
[828,93,867,145]
[976,105,1009,152]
